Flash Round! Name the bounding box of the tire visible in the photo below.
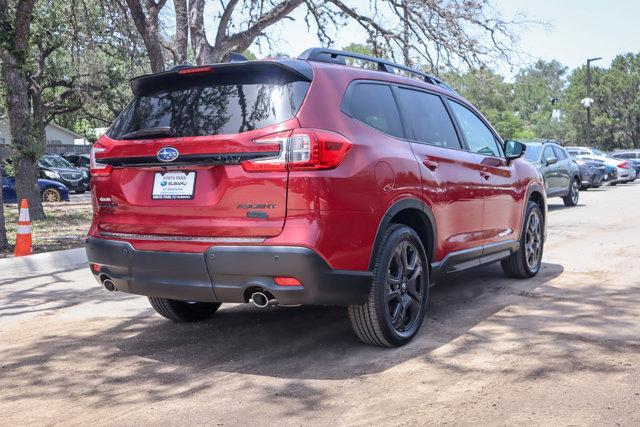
[148,297,221,322]
[501,200,544,279]
[562,178,580,207]
[348,224,429,347]
[41,187,62,202]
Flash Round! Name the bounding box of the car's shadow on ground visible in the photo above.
[9,260,640,408]
[547,203,585,211]
[112,262,565,380]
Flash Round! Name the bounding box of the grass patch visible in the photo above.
[2,202,92,256]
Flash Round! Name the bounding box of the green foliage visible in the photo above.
[560,53,640,149]
[242,50,257,60]
[445,68,528,140]
[342,43,375,57]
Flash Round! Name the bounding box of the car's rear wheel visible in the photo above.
[501,201,544,278]
[562,178,580,207]
[148,297,221,322]
[348,224,429,347]
[42,187,62,203]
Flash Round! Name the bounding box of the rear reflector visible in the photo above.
[274,277,303,286]
[90,263,101,273]
[241,128,351,172]
[177,66,214,75]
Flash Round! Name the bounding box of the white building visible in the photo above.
[0,117,86,147]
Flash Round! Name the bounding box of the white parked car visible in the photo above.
[566,147,634,184]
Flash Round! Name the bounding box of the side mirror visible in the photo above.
[546,157,558,165]
[505,140,526,162]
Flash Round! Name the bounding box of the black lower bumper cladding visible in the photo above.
[85,238,373,306]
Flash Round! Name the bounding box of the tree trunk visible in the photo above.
[125,0,166,73]
[0,149,7,252]
[173,0,188,64]
[1,53,46,220]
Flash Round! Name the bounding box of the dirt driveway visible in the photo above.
[1,184,639,425]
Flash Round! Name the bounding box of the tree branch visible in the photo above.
[218,0,305,58]
[215,0,240,47]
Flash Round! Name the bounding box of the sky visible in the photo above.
[244,0,640,76]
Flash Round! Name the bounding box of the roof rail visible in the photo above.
[298,47,455,91]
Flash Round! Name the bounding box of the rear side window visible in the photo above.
[553,146,568,160]
[448,101,502,157]
[108,80,310,139]
[345,83,403,138]
[396,88,461,149]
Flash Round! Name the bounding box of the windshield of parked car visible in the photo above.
[524,145,542,162]
[38,156,75,169]
[592,148,606,156]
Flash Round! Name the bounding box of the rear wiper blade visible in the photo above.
[121,127,174,140]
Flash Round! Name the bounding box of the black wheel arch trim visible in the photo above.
[368,198,437,271]
[522,182,547,241]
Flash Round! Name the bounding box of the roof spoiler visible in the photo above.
[130,60,313,96]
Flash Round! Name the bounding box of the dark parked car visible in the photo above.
[2,166,70,203]
[61,153,91,180]
[38,154,90,193]
[523,141,581,206]
[572,156,606,189]
[86,48,547,347]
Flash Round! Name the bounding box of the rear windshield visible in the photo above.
[107,80,310,139]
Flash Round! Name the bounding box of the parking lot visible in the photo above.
[1,183,639,425]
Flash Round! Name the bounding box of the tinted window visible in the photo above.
[448,101,502,157]
[108,81,310,139]
[524,145,542,162]
[347,83,403,138]
[553,146,567,160]
[396,88,461,149]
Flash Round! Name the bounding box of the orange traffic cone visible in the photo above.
[14,198,32,257]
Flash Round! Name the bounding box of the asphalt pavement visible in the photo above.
[1,183,639,425]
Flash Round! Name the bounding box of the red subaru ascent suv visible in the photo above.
[87,48,546,347]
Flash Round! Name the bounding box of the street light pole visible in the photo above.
[586,57,602,146]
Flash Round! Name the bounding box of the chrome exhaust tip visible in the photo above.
[249,291,277,308]
[101,276,116,292]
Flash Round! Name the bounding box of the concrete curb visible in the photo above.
[0,247,87,277]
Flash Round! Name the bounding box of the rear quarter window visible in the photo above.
[343,83,404,138]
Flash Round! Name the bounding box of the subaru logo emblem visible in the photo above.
[157,146,179,162]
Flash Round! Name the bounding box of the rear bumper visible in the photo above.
[85,237,372,305]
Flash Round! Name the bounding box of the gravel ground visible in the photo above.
[1,183,639,425]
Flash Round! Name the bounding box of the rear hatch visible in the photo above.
[91,61,312,239]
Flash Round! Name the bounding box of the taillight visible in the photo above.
[241,129,352,172]
[618,162,628,169]
[240,131,289,172]
[90,145,112,177]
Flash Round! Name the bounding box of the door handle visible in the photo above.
[423,158,438,171]
[480,170,491,180]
